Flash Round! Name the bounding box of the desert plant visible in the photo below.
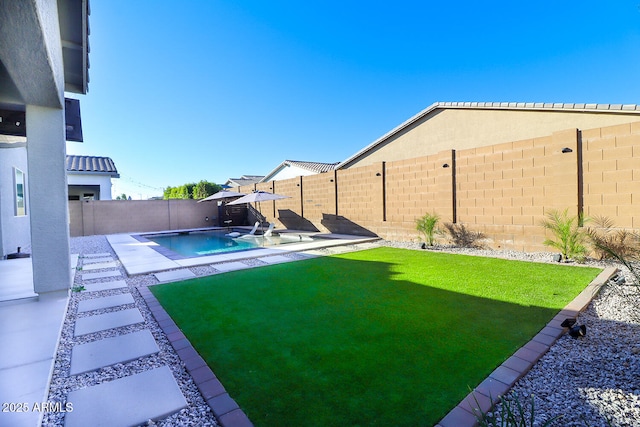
[443,222,486,248]
[415,212,441,246]
[539,208,588,262]
[473,392,562,427]
[71,285,85,292]
[587,216,640,286]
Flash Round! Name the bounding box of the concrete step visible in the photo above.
[81,270,122,281]
[64,366,187,427]
[82,257,114,264]
[83,280,128,293]
[84,253,113,258]
[82,261,118,271]
[154,269,197,283]
[70,329,159,375]
[77,293,135,313]
[213,262,251,273]
[74,308,144,337]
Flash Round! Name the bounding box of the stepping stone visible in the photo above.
[213,262,251,273]
[82,270,121,281]
[155,269,197,283]
[84,253,112,258]
[65,366,187,427]
[83,256,114,264]
[70,329,159,375]
[83,280,128,293]
[258,255,292,265]
[78,293,135,313]
[82,261,117,271]
[74,308,144,336]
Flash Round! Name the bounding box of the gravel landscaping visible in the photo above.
[44,235,639,426]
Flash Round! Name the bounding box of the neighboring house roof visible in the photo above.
[66,155,120,178]
[260,160,339,182]
[337,101,640,169]
[225,175,265,188]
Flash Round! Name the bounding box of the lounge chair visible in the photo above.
[226,221,259,238]
[236,222,276,240]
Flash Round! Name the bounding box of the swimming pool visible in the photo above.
[143,229,316,258]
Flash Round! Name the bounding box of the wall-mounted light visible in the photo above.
[205,216,209,221]
[296,183,300,186]
[442,163,450,168]
[562,147,573,153]
[329,179,334,182]
[376,172,382,176]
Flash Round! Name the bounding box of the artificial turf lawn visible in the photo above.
[151,247,601,426]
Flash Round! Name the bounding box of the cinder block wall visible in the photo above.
[71,121,640,253]
[69,199,217,236]
[245,121,640,252]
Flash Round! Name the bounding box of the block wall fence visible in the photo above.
[69,199,216,237]
[68,121,640,252]
[236,121,640,252]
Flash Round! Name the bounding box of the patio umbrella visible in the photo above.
[227,191,290,239]
[226,190,290,206]
[197,190,246,203]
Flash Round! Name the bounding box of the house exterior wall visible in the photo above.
[67,173,113,200]
[345,108,640,168]
[0,146,31,257]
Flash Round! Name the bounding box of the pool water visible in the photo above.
[145,230,313,257]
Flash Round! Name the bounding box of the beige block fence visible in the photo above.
[70,121,640,253]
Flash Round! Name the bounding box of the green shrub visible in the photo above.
[539,208,588,262]
[473,392,562,427]
[415,212,441,246]
[443,222,486,248]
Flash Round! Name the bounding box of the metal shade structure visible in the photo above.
[227,190,290,205]
[197,190,246,203]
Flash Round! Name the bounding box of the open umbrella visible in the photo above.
[227,190,289,205]
[227,191,290,240]
[197,190,246,203]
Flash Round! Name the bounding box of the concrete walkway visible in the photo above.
[63,253,188,427]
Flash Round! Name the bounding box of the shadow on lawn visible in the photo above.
[151,250,610,427]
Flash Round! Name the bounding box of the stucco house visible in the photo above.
[67,155,120,200]
[224,174,264,188]
[0,1,89,293]
[338,101,640,169]
[260,160,339,182]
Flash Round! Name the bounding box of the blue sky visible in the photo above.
[66,1,640,199]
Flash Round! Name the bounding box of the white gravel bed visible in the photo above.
[44,235,218,427]
[382,240,640,426]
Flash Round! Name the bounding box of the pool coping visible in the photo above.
[125,241,617,426]
[107,229,380,276]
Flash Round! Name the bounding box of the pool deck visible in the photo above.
[107,231,380,276]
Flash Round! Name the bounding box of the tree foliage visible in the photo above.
[163,180,222,200]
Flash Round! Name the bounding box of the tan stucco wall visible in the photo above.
[345,108,640,168]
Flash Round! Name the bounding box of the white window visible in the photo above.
[14,168,26,216]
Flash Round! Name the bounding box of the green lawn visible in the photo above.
[151,247,601,426]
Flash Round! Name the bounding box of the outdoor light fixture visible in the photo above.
[442,163,450,168]
[568,324,586,338]
[562,147,573,153]
[329,179,334,182]
[376,172,381,176]
[561,318,577,328]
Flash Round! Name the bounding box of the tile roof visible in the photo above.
[337,101,640,169]
[66,155,119,177]
[260,160,339,182]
